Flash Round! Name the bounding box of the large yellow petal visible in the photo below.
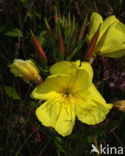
[76,84,113,125]
[55,104,76,136]
[96,21,125,53]
[80,62,93,79]
[70,63,93,93]
[30,74,72,100]
[36,97,62,127]
[97,15,117,43]
[86,12,103,44]
[98,44,125,58]
[49,60,80,75]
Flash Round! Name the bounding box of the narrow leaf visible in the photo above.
[4,28,22,37]
[4,86,21,100]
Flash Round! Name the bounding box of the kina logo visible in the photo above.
[90,144,99,154]
[90,144,123,155]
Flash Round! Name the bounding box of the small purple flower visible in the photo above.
[112,74,119,82]
[120,72,125,80]
[109,82,116,88]
[119,81,125,90]
[103,70,109,79]
[109,71,125,90]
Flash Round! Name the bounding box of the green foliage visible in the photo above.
[44,10,86,62]
[4,86,21,100]
[4,28,22,37]
[1,0,125,155]
[67,40,85,60]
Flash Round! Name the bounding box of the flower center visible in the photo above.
[65,89,70,97]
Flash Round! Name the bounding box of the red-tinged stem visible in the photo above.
[54,7,59,36]
[84,31,99,58]
[32,36,47,62]
[78,16,87,42]
[84,24,101,59]
[58,33,65,56]
[36,128,40,139]
[35,76,43,85]
[89,56,95,64]
[55,14,58,35]
[78,22,86,42]
[93,134,100,156]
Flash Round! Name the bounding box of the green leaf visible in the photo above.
[30,101,38,109]
[4,86,21,100]
[37,31,46,45]
[31,59,49,76]
[67,40,85,60]
[4,28,22,37]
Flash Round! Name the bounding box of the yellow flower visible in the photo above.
[86,12,125,58]
[9,59,41,83]
[31,60,113,136]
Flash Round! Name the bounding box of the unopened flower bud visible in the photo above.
[114,100,125,112]
[9,59,42,83]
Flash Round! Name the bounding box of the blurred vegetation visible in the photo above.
[0,0,125,155]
